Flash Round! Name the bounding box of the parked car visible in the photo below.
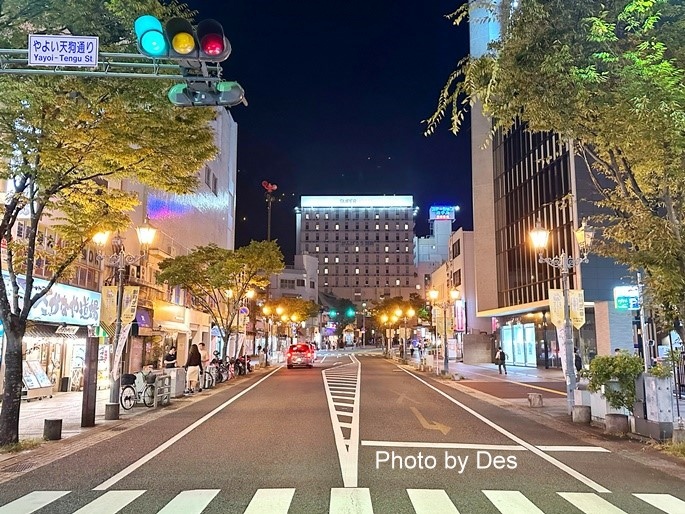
[287,343,314,369]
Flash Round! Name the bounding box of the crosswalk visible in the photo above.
[1,488,684,513]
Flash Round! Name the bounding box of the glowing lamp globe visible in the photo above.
[172,32,195,54]
[201,33,224,56]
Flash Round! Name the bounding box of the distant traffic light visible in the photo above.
[134,15,231,63]
[346,308,356,318]
[329,310,337,318]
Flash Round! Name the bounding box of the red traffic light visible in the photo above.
[197,19,231,62]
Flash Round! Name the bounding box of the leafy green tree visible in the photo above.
[427,0,685,336]
[157,241,285,361]
[0,0,217,446]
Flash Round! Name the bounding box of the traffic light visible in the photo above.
[329,310,337,318]
[134,15,231,62]
[346,308,356,318]
[167,81,246,108]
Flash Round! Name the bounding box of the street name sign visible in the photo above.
[28,34,99,67]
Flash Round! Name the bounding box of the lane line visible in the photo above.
[244,488,295,514]
[330,488,373,514]
[93,366,282,491]
[407,489,460,514]
[558,492,627,513]
[483,490,545,513]
[0,491,69,514]
[157,490,220,514]
[537,446,610,453]
[634,493,685,513]
[362,440,525,451]
[73,490,146,514]
[400,367,611,493]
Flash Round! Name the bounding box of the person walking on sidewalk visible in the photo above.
[495,347,507,375]
[184,343,203,394]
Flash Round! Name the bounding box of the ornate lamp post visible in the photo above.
[394,307,415,361]
[429,289,460,374]
[94,218,156,421]
[530,218,594,415]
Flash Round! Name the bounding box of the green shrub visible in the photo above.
[649,362,672,379]
[586,353,644,411]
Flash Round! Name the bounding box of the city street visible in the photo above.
[0,352,684,513]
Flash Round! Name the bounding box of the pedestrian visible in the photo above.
[495,346,507,375]
[263,344,269,366]
[198,342,210,388]
[163,347,177,369]
[184,343,203,394]
[574,347,583,380]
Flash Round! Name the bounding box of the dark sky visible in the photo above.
[183,0,472,260]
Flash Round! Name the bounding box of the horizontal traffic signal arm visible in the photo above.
[0,48,222,81]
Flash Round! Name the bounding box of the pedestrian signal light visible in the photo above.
[217,81,246,107]
[134,15,167,57]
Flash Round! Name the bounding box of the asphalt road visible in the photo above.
[0,352,684,513]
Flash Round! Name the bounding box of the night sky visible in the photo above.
[183,0,471,259]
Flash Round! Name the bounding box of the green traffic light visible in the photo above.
[329,310,337,318]
[346,308,355,318]
[134,15,167,57]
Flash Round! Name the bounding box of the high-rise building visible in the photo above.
[469,2,631,368]
[295,195,419,304]
[414,205,460,291]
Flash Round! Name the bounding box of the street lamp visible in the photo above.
[394,307,415,361]
[380,314,389,355]
[94,217,156,420]
[429,289,460,374]
[530,218,594,415]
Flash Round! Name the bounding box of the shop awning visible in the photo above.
[24,324,85,339]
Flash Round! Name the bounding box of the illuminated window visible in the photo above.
[335,224,340,230]
[385,246,389,252]
[384,223,389,230]
[395,279,400,286]
[315,246,320,252]
[324,268,329,274]
[355,268,360,275]
[335,257,339,263]
[385,257,389,263]
[324,256,329,263]
[315,224,319,230]
[355,246,359,252]
[404,223,409,230]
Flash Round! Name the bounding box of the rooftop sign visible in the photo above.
[301,195,413,208]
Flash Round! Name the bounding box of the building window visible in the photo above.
[324,256,329,263]
[280,279,296,289]
[296,279,305,287]
[315,224,320,230]
[395,279,400,286]
[384,223,389,230]
[355,268,360,274]
[385,246,389,252]
[453,269,462,287]
[453,239,461,257]
[335,257,339,263]
[324,268,329,274]
[315,246,320,252]
[305,213,310,220]
[335,223,340,230]
[310,281,315,288]
[404,223,409,230]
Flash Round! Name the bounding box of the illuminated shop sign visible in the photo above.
[301,195,413,208]
[2,271,100,325]
[613,285,639,310]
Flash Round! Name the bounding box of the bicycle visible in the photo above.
[202,366,215,389]
[120,372,156,410]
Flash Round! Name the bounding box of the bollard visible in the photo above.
[527,393,544,407]
[572,405,591,423]
[43,419,62,440]
[104,402,120,420]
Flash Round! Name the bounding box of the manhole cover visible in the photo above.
[3,462,36,473]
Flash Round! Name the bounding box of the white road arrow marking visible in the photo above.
[409,406,451,435]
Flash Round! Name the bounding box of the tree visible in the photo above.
[426,0,685,335]
[157,241,285,362]
[0,0,217,446]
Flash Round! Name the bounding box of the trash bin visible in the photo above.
[59,377,70,392]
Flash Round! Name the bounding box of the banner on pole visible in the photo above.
[111,322,132,381]
[569,289,586,329]
[549,289,564,327]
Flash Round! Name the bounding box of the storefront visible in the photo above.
[0,272,102,395]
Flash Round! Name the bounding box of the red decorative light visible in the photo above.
[201,33,224,56]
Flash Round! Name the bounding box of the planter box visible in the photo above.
[574,389,591,406]
[589,390,629,421]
